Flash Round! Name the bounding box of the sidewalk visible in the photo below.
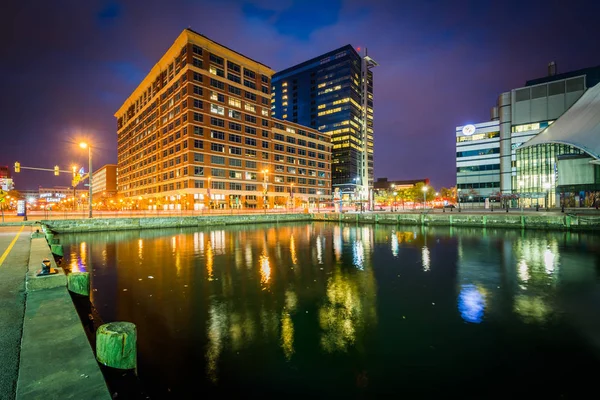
[0,225,31,399]
[0,225,110,400]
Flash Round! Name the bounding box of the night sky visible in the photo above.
[1,0,599,190]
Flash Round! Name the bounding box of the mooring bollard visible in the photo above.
[67,272,90,296]
[96,322,137,370]
[51,244,64,257]
[36,258,58,277]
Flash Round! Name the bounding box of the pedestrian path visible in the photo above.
[0,225,32,399]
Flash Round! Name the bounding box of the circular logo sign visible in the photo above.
[462,124,476,136]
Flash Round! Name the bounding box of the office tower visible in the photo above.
[272,45,376,207]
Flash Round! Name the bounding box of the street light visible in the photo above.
[289,183,294,212]
[79,142,93,218]
[422,186,428,210]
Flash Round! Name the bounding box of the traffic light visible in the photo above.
[54,165,59,176]
[14,162,20,173]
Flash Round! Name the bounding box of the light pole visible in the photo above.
[317,190,322,213]
[79,142,93,218]
[544,182,551,211]
[422,186,428,210]
[393,191,397,212]
[457,188,461,212]
[289,183,294,212]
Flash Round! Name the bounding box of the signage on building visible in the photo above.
[39,193,66,203]
[17,200,26,216]
[462,124,476,136]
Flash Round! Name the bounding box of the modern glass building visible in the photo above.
[517,81,600,208]
[457,63,600,207]
[272,45,376,207]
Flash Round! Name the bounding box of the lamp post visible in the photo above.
[289,183,294,212]
[457,188,461,212]
[544,182,551,211]
[422,186,428,210]
[317,190,322,213]
[79,142,93,218]
[393,191,397,212]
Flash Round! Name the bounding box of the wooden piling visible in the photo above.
[67,272,90,296]
[96,322,137,370]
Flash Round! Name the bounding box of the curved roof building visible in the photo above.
[521,81,600,160]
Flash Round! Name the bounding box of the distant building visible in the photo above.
[92,164,117,199]
[373,177,429,192]
[37,186,88,209]
[272,45,377,206]
[0,165,14,191]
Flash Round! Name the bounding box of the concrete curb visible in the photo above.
[16,236,110,399]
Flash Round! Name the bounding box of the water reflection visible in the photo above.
[58,224,600,397]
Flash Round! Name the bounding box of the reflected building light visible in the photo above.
[342,226,351,243]
[290,235,298,265]
[544,248,555,274]
[514,295,550,323]
[206,241,214,281]
[229,312,243,352]
[333,226,342,261]
[316,235,324,264]
[281,313,295,360]
[458,284,486,324]
[259,251,271,285]
[285,290,297,311]
[361,227,372,251]
[206,300,225,383]
[422,246,430,272]
[194,232,205,254]
[245,244,253,269]
[138,239,143,261]
[171,236,177,251]
[353,240,364,270]
[391,231,399,257]
[211,230,226,255]
[518,259,530,283]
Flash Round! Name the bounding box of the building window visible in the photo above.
[209,54,224,66]
[211,130,225,140]
[193,140,203,149]
[211,143,225,152]
[211,155,225,165]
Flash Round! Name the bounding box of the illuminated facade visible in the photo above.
[115,29,330,210]
[92,164,117,199]
[457,63,600,206]
[272,45,376,207]
[455,121,500,203]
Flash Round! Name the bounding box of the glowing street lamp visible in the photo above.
[422,186,428,210]
[79,142,93,218]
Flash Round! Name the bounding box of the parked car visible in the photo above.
[443,204,456,209]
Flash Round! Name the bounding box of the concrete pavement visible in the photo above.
[0,225,31,399]
[0,225,110,400]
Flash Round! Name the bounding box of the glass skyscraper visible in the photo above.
[272,45,376,206]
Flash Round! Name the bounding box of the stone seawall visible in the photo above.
[313,212,600,231]
[41,212,600,233]
[42,213,313,233]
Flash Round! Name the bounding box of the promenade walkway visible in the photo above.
[0,224,110,400]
